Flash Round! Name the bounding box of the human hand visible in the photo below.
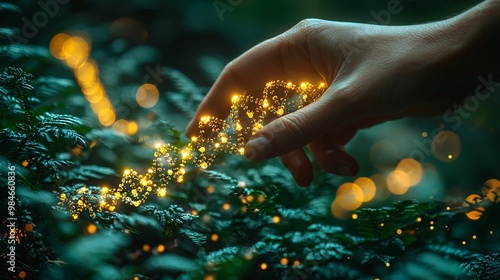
[186,3,500,186]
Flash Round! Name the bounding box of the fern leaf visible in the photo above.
[0,2,21,13]
[0,45,50,61]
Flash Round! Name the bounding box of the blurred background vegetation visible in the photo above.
[1,0,499,279]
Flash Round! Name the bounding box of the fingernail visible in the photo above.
[334,165,353,176]
[244,135,274,161]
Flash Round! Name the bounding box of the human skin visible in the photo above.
[186,0,500,187]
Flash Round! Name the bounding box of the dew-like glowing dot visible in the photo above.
[395,158,423,187]
[432,130,461,162]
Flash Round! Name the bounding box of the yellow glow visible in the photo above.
[472,235,477,240]
[87,224,97,234]
[21,160,29,167]
[222,203,230,210]
[50,33,71,59]
[24,223,33,232]
[280,258,288,265]
[142,244,150,252]
[354,177,376,202]
[351,213,358,220]
[158,188,167,197]
[211,233,219,242]
[293,260,300,267]
[260,263,268,270]
[416,217,422,222]
[157,244,165,253]
[232,95,239,103]
[386,170,410,195]
[136,83,160,108]
[462,241,466,245]
[385,262,390,268]
[61,36,90,68]
[272,216,280,223]
[396,229,402,235]
[336,182,364,210]
[396,158,423,186]
[207,185,215,193]
[127,121,139,135]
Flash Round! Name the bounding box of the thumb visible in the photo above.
[244,85,362,161]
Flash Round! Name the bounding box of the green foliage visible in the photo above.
[1,1,499,279]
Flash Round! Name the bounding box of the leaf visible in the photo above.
[144,254,199,272]
[59,165,117,182]
[0,27,19,40]
[0,45,51,61]
[162,67,205,118]
[63,232,128,267]
[35,76,77,97]
[179,228,207,246]
[0,3,21,13]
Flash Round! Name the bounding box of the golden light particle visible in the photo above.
[24,223,34,232]
[272,216,280,223]
[293,260,301,267]
[385,262,391,268]
[87,224,97,234]
[222,203,230,210]
[207,185,215,193]
[351,213,358,220]
[18,271,27,279]
[430,226,434,230]
[472,235,477,240]
[211,233,219,242]
[396,229,402,235]
[260,263,268,270]
[143,244,150,252]
[21,160,29,167]
[462,241,466,245]
[280,258,289,265]
[416,217,422,222]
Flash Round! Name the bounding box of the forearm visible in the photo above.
[438,0,500,81]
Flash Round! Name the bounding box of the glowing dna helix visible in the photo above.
[58,81,327,219]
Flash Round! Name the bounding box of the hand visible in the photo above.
[186,2,500,187]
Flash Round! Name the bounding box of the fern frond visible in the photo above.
[0,45,50,61]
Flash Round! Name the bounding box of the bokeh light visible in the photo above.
[353,177,376,202]
[396,158,423,186]
[336,182,364,211]
[50,33,117,127]
[136,83,160,108]
[432,130,461,162]
[386,170,410,195]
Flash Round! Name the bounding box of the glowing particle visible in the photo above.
[232,95,239,103]
[238,147,245,155]
[430,226,434,230]
[87,224,97,234]
[446,206,451,211]
[293,260,300,267]
[143,244,150,252]
[246,111,254,118]
[385,262,391,268]
[191,136,198,142]
[200,162,208,169]
[262,100,269,108]
[60,193,66,200]
[201,115,211,124]
[472,235,477,240]
[396,229,402,235]
[222,203,230,210]
[272,216,280,223]
[260,263,268,270]
[221,136,228,143]
[124,169,131,176]
[158,188,167,197]
[417,217,422,222]
[211,233,219,242]
[77,200,84,206]
[280,258,288,265]
[462,241,466,245]
[276,107,284,116]
[157,244,165,253]
[207,185,215,193]
[351,213,358,220]
[198,147,206,153]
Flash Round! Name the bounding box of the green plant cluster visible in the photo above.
[1,2,499,280]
